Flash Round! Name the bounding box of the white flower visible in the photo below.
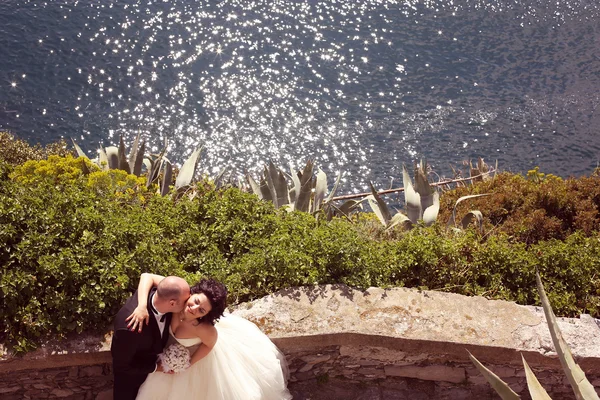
[158,343,191,373]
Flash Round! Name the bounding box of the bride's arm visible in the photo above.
[126,273,165,332]
[188,324,218,366]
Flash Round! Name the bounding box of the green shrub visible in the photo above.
[2,156,600,353]
[0,131,72,166]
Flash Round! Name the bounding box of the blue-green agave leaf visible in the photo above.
[522,355,552,400]
[468,351,521,400]
[422,191,440,226]
[175,147,201,189]
[536,271,600,400]
[313,168,327,212]
[448,194,490,227]
[402,165,422,224]
[161,160,173,196]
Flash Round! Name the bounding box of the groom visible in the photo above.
[111,276,190,400]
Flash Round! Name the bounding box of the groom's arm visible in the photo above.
[111,328,157,375]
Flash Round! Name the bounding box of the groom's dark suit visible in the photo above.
[111,288,172,400]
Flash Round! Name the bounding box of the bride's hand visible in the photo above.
[126,306,149,332]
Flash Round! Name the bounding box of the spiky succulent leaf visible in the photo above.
[313,168,327,212]
[326,170,342,203]
[366,194,387,226]
[175,147,201,189]
[247,174,262,199]
[258,175,273,202]
[104,146,119,170]
[468,351,521,400]
[461,210,484,232]
[422,191,440,226]
[536,271,600,400]
[414,160,434,211]
[368,182,392,224]
[402,165,422,223]
[71,139,88,159]
[448,194,490,227]
[117,136,130,173]
[268,161,289,208]
[522,355,552,400]
[161,160,173,196]
[98,147,110,171]
[386,213,412,231]
[295,163,313,213]
[289,164,301,204]
[129,133,145,176]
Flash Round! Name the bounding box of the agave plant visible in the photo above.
[468,270,599,400]
[72,132,146,176]
[247,160,361,219]
[72,135,202,198]
[367,161,440,230]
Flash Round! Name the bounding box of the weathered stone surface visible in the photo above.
[1,284,599,399]
[385,365,466,383]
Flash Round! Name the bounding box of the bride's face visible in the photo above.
[184,293,212,319]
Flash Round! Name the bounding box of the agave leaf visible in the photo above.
[98,147,110,171]
[336,200,362,216]
[536,271,600,400]
[268,161,289,208]
[160,160,173,196]
[247,174,262,199]
[522,355,552,400]
[295,171,313,213]
[175,147,202,189]
[368,182,392,224]
[142,158,152,173]
[117,136,131,174]
[461,210,484,232]
[263,164,279,207]
[366,195,388,226]
[213,167,229,189]
[258,175,273,203]
[71,139,88,159]
[468,351,521,400]
[289,164,301,204]
[130,136,145,177]
[128,132,141,172]
[422,191,440,226]
[386,212,412,231]
[326,170,342,203]
[448,194,491,227]
[402,165,422,224]
[313,168,327,212]
[104,146,119,170]
[299,160,314,186]
[414,160,434,210]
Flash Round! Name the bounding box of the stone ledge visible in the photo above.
[2,284,600,374]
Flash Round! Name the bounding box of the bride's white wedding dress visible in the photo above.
[136,314,292,400]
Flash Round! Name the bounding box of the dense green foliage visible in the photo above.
[2,153,600,354]
[0,131,72,166]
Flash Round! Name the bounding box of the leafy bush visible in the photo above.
[0,131,72,166]
[2,156,600,353]
[438,171,600,243]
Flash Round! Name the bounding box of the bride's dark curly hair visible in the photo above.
[190,278,227,325]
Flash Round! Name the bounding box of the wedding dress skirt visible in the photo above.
[136,313,292,400]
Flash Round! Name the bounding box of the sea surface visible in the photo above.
[1,0,600,192]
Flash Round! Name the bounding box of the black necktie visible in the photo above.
[149,295,166,322]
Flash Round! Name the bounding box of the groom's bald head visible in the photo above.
[156,276,190,312]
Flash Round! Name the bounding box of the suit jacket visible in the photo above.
[111,288,172,400]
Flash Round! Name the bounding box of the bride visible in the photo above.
[126,273,292,400]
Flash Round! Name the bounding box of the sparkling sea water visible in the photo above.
[1,0,600,192]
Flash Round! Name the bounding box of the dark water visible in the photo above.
[1,0,600,192]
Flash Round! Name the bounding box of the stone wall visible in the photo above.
[2,285,600,399]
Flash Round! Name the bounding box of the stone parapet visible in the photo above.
[2,284,600,399]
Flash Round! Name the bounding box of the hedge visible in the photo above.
[1,156,600,353]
